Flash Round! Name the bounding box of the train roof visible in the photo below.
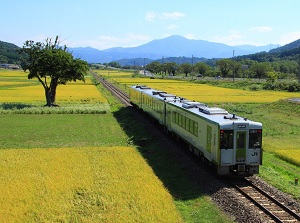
[130,85,262,128]
[168,98,262,128]
[131,85,176,101]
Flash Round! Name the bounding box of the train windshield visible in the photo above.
[220,130,233,149]
[249,129,262,148]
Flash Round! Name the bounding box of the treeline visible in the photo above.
[142,58,298,79]
[107,47,300,82]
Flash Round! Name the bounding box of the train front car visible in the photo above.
[130,85,262,176]
[165,99,262,176]
[219,114,262,176]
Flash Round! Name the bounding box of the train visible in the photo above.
[129,85,263,176]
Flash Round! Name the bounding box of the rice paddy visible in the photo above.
[0,147,183,222]
[275,149,300,167]
[0,70,107,104]
[110,77,300,103]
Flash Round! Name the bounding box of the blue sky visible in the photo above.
[2,0,300,50]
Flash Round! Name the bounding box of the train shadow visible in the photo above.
[113,106,226,201]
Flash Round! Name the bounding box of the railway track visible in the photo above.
[91,71,131,106]
[233,178,300,223]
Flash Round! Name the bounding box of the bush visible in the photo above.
[249,84,261,91]
[263,81,300,92]
[0,103,108,114]
[287,82,300,92]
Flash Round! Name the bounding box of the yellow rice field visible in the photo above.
[274,149,300,167]
[94,70,132,78]
[113,77,300,103]
[0,146,183,223]
[0,70,107,103]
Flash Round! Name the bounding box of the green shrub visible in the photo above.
[0,103,108,114]
[249,84,261,91]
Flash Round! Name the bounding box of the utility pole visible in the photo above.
[192,55,194,80]
[298,55,300,84]
[233,50,235,82]
[192,54,194,66]
[162,56,164,78]
[143,58,145,75]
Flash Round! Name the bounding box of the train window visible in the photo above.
[220,130,233,149]
[178,114,182,126]
[249,129,262,148]
[190,121,194,133]
[184,118,189,130]
[194,122,198,137]
[214,133,216,146]
[182,117,186,128]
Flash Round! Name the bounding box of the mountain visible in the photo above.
[235,44,279,53]
[269,38,300,53]
[0,41,21,64]
[69,35,274,64]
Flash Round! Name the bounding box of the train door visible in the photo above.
[235,131,247,163]
[206,125,212,160]
[220,130,234,165]
[211,130,217,162]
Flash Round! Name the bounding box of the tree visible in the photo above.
[20,36,89,107]
[164,62,178,76]
[216,59,232,78]
[108,61,121,68]
[194,62,209,76]
[146,62,162,74]
[180,63,192,77]
[250,62,272,79]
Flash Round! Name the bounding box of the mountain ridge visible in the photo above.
[69,35,277,63]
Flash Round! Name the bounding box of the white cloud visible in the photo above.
[184,34,196,39]
[249,26,272,32]
[145,11,185,22]
[212,32,246,45]
[145,11,157,22]
[162,12,185,20]
[69,34,151,50]
[279,32,300,45]
[166,24,178,30]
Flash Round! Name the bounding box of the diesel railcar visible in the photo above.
[129,85,262,176]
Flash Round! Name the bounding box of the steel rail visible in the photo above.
[234,178,300,223]
[91,71,131,106]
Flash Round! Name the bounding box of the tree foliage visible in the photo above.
[180,63,193,77]
[194,62,210,76]
[250,62,273,79]
[216,59,233,77]
[146,62,161,74]
[19,36,89,107]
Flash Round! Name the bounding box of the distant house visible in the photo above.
[0,64,20,69]
[8,64,20,69]
[0,64,9,68]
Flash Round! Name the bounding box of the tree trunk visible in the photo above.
[50,78,58,105]
[45,87,52,107]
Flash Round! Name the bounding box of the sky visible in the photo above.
[1,0,300,50]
